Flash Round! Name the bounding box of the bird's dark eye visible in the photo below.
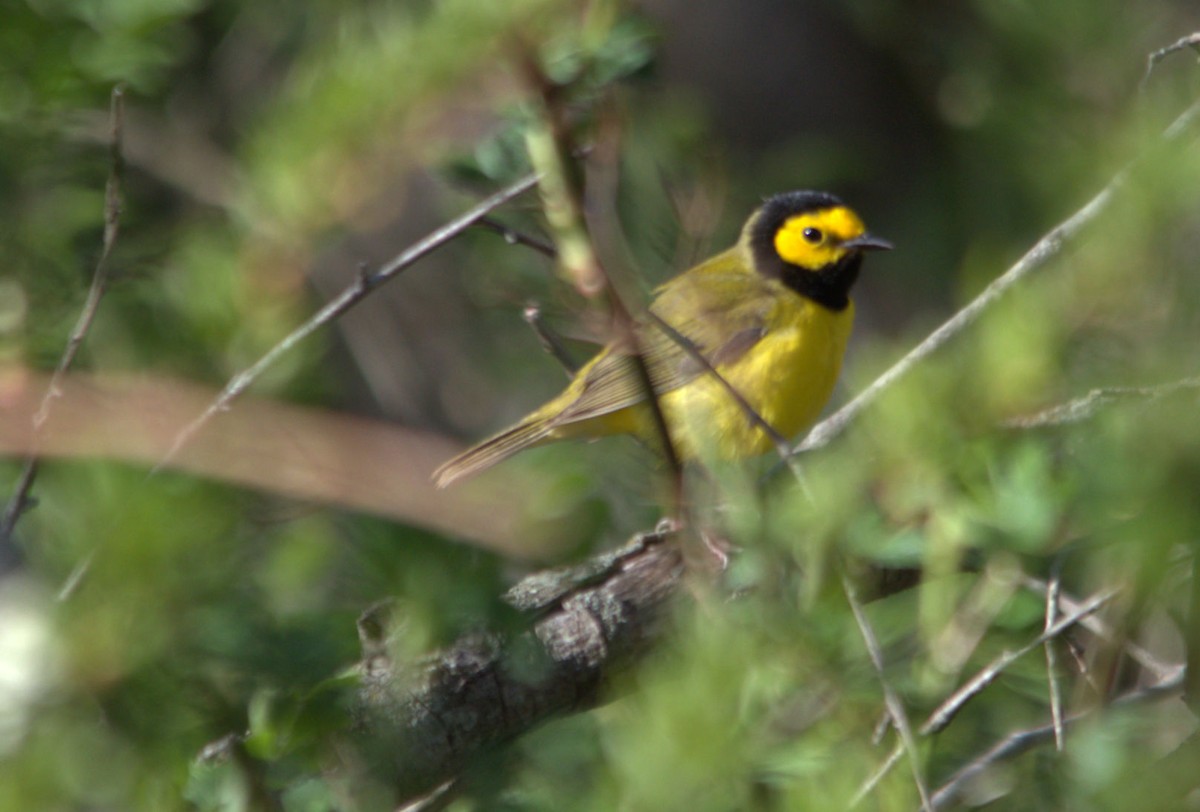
[802,227,823,244]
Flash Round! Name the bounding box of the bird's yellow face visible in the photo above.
[773,206,869,271]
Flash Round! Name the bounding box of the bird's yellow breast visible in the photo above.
[661,294,852,459]
[576,290,849,461]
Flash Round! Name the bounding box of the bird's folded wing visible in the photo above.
[555,268,774,425]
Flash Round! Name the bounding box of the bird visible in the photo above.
[434,190,890,487]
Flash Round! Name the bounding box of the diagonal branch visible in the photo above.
[920,586,1117,736]
[1140,32,1200,92]
[519,55,684,501]
[795,94,1200,456]
[155,172,542,471]
[854,585,1118,805]
[1,84,126,545]
[1043,561,1066,751]
[844,576,934,812]
[521,302,580,377]
[357,528,684,803]
[929,666,1185,810]
[1002,375,1200,429]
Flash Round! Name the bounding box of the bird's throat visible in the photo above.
[779,253,861,312]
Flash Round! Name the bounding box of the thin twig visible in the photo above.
[856,585,1118,804]
[920,587,1117,736]
[929,666,1185,810]
[476,216,557,258]
[608,288,684,491]
[522,302,579,377]
[1003,375,1200,429]
[851,745,905,808]
[1140,32,1200,93]
[396,780,457,812]
[1021,575,1176,679]
[1044,559,1065,751]
[476,218,580,375]
[155,173,542,472]
[843,575,935,812]
[1,85,126,543]
[794,95,1200,456]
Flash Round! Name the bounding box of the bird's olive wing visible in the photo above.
[554,268,773,424]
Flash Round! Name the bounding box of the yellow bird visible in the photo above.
[434,190,890,487]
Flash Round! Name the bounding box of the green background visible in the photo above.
[1,0,1199,809]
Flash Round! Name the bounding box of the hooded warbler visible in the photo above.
[434,190,890,487]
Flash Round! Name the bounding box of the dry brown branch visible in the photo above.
[521,302,580,377]
[1020,576,1177,679]
[920,587,1117,736]
[476,216,557,259]
[0,368,549,557]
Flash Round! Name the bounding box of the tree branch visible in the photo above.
[1,84,126,546]
[929,666,1185,810]
[853,584,1119,805]
[1140,32,1200,92]
[794,95,1200,456]
[1002,375,1200,429]
[155,172,542,472]
[843,576,934,812]
[355,528,684,803]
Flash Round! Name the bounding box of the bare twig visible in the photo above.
[155,173,542,471]
[929,666,1185,810]
[478,216,581,377]
[522,303,580,377]
[852,746,905,808]
[1021,575,1176,679]
[1140,32,1200,92]
[856,585,1118,804]
[843,576,934,812]
[1,85,126,544]
[794,95,1200,456]
[1043,560,1065,751]
[920,587,1117,736]
[1003,375,1200,429]
[476,216,557,258]
[395,780,456,812]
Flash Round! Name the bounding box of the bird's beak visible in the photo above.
[842,233,893,252]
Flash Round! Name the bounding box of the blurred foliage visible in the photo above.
[2,0,1200,810]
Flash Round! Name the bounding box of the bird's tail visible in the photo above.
[433,419,554,488]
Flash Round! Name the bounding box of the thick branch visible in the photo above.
[356,529,684,802]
